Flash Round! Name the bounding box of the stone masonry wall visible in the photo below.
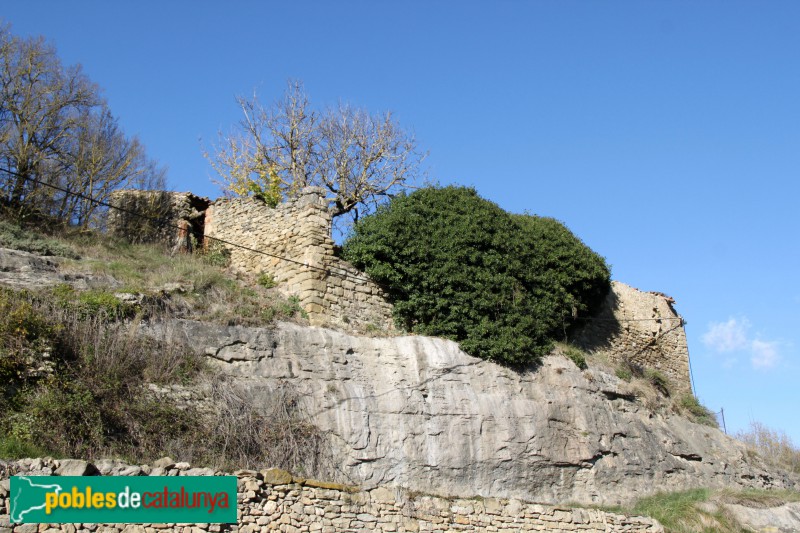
[107,191,210,253]
[203,187,394,331]
[575,281,691,391]
[105,189,692,384]
[0,458,664,532]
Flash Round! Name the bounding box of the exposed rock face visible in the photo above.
[723,501,800,532]
[0,248,118,291]
[161,320,796,507]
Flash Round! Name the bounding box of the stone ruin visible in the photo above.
[574,280,692,391]
[107,188,692,391]
[108,187,393,332]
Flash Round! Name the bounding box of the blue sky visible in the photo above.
[4,1,799,443]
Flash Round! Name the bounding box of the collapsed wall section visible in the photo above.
[203,187,394,330]
[107,190,210,252]
[574,281,692,390]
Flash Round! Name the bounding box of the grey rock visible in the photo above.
[95,459,127,475]
[55,459,99,476]
[0,248,119,290]
[158,319,797,507]
[723,501,800,533]
[152,457,175,469]
[183,467,216,476]
[114,292,144,304]
[116,465,142,476]
[158,282,192,294]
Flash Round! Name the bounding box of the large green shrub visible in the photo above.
[342,186,610,365]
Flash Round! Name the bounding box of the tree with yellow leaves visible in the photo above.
[205,80,425,228]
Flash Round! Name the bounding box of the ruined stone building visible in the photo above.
[108,188,691,391]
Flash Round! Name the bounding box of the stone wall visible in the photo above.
[203,187,394,330]
[0,459,664,532]
[105,189,692,385]
[574,281,691,391]
[107,191,210,253]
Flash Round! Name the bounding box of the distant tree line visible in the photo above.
[0,24,165,227]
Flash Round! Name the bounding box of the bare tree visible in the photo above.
[59,106,165,226]
[0,26,99,214]
[0,24,166,227]
[206,80,425,227]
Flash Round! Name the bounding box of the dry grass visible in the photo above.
[198,376,331,477]
[0,218,325,473]
[736,421,800,475]
[41,225,308,327]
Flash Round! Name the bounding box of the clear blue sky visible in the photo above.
[4,1,799,443]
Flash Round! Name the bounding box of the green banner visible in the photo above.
[10,476,238,524]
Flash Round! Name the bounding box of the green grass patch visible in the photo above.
[615,366,633,381]
[626,487,800,532]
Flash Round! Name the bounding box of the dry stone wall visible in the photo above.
[0,459,663,532]
[105,188,692,386]
[107,191,210,253]
[203,187,393,331]
[574,281,691,391]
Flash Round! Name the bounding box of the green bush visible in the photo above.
[201,241,231,267]
[51,285,136,320]
[257,272,277,289]
[645,369,671,397]
[615,366,633,382]
[342,186,610,365]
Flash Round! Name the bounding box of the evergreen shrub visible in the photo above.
[342,186,610,365]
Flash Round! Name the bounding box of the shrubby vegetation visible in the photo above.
[342,186,611,365]
[737,420,800,475]
[0,220,79,258]
[676,394,718,428]
[0,220,323,473]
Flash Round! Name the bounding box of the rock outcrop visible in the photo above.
[0,248,118,291]
[156,319,796,507]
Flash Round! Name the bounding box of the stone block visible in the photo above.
[55,460,99,476]
[262,468,293,485]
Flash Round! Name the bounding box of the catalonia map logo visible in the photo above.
[10,476,237,524]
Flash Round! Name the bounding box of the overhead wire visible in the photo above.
[1,167,688,324]
[0,167,367,283]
